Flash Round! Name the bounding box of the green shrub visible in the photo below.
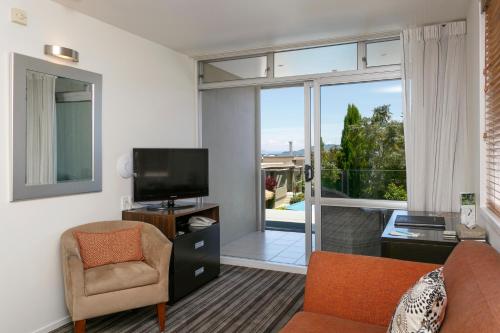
[384,183,407,201]
[289,193,305,204]
[265,194,276,209]
[294,180,305,194]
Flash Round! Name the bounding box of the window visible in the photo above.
[274,43,357,77]
[200,38,401,85]
[202,56,268,83]
[366,40,401,67]
[319,80,405,201]
[485,0,500,215]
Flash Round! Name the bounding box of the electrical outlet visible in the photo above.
[11,8,27,26]
[120,195,131,211]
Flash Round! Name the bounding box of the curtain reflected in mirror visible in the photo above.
[26,70,93,186]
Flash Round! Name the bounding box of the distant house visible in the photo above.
[261,156,305,194]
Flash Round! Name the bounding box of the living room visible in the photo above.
[1,0,499,333]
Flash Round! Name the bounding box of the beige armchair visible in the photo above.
[60,221,172,333]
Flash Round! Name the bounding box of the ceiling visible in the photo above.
[53,0,470,58]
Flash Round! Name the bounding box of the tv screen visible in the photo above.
[133,148,209,202]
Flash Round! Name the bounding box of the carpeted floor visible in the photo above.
[51,265,305,333]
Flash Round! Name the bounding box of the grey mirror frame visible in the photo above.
[11,53,102,201]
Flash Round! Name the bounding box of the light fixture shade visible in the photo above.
[44,45,79,62]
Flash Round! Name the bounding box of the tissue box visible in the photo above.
[457,224,486,241]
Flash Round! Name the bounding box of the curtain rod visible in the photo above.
[421,19,466,28]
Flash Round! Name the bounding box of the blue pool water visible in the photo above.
[287,201,305,211]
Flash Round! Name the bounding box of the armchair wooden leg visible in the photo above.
[156,302,166,332]
[74,320,85,333]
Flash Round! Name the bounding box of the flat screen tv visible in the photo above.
[133,148,208,209]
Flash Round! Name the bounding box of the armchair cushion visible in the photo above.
[74,225,144,269]
[84,261,159,296]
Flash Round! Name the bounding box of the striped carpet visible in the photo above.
[51,265,305,333]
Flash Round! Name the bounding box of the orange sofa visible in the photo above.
[281,241,500,333]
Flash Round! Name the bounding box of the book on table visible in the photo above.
[395,215,446,230]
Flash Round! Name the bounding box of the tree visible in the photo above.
[360,105,406,199]
[372,105,391,125]
[320,137,342,193]
[320,103,407,200]
[337,104,366,197]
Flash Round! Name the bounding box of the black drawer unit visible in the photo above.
[172,256,220,301]
[122,204,221,304]
[173,224,220,268]
[169,223,220,303]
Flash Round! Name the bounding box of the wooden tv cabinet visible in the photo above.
[122,203,220,303]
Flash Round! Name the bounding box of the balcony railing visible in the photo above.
[321,168,407,201]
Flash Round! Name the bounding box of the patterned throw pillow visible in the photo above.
[387,267,447,333]
[74,225,144,269]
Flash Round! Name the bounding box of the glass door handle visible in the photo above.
[305,164,314,182]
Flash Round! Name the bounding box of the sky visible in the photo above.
[261,80,403,154]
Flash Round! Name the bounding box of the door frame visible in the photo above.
[258,84,316,263]
[304,81,314,262]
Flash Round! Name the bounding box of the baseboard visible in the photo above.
[221,256,307,274]
[31,316,71,333]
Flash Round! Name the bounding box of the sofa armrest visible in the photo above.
[304,251,439,327]
[141,224,172,275]
[66,255,85,296]
[61,252,85,318]
[60,230,86,318]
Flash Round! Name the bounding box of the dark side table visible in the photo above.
[381,210,460,264]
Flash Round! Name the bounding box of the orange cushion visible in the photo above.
[280,312,386,333]
[74,225,144,269]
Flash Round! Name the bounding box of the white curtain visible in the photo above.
[26,71,57,185]
[402,21,467,212]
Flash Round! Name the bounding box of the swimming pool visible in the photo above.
[286,201,305,211]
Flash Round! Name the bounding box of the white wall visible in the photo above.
[0,1,197,332]
[466,0,500,250]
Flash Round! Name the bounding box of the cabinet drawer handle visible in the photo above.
[194,240,205,249]
[194,266,205,277]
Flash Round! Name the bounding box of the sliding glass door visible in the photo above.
[312,76,407,254]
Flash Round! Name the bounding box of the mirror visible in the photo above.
[26,71,93,185]
[12,53,102,200]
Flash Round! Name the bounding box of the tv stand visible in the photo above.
[123,204,220,303]
[146,199,195,211]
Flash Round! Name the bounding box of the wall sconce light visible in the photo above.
[116,153,133,179]
[44,45,79,62]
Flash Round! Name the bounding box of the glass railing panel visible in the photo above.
[321,168,407,201]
